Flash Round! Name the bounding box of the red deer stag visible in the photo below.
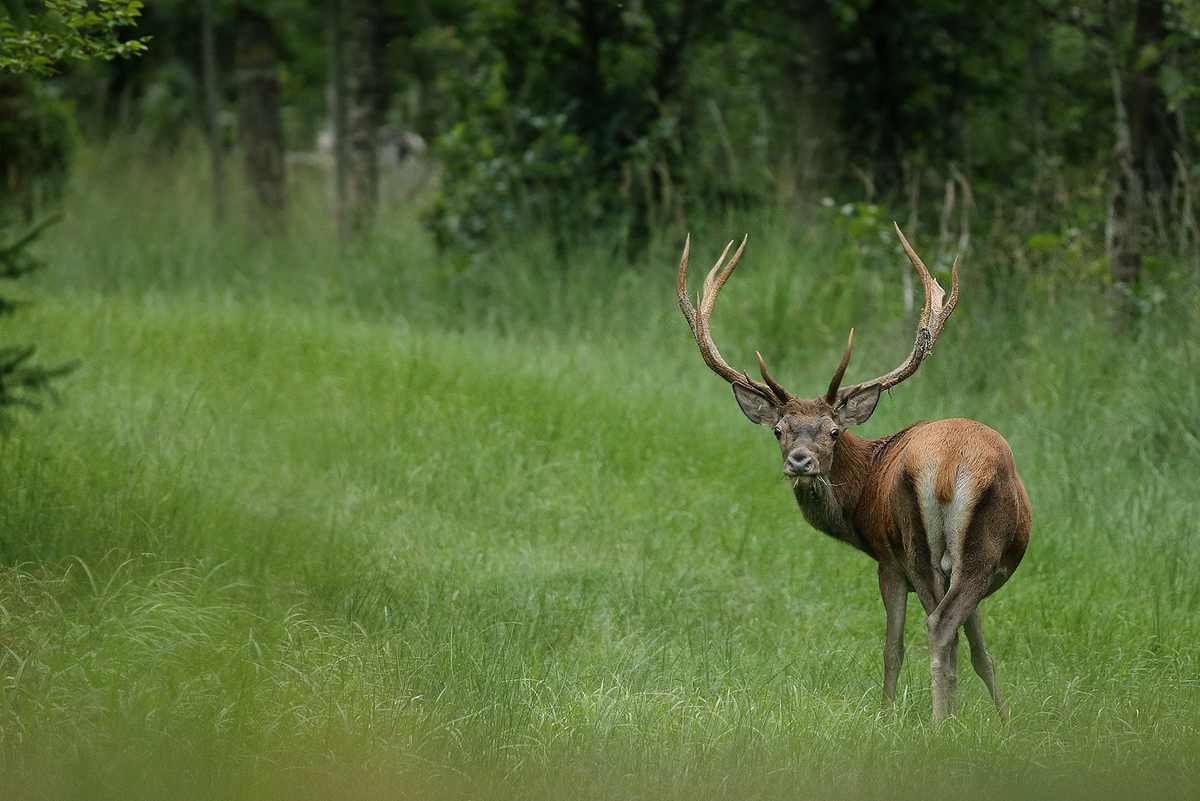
[677,225,1030,721]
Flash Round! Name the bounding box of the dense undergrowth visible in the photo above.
[0,141,1198,799]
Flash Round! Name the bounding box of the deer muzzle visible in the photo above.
[784,450,817,477]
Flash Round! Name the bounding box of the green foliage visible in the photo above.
[819,199,897,263]
[0,73,76,220]
[0,344,72,425]
[0,216,74,429]
[424,109,598,265]
[0,0,149,75]
[828,0,1038,173]
[403,0,1200,280]
[11,0,1191,296]
[420,0,733,260]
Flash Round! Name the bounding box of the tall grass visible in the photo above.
[1,138,1198,799]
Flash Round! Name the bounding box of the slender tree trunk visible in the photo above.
[328,0,348,246]
[236,8,286,235]
[1127,0,1174,194]
[795,0,833,198]
[937,178,956,267]
[1107,65,1143,289]
[344,0,384,241]
[201,0,225,223]
[952,165,973,254]
[1107,0,1176,301]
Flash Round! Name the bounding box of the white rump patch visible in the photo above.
[919,466,972,579]
[941,468,972,576]
[917,466,945,577]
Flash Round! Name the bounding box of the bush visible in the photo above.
[0,216,75,429]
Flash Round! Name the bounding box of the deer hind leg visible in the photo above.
[926,481,1008,721]
[963,608,1009,721]
[915,467,964,719]
[906,567,962,719]
[925,577,988,721]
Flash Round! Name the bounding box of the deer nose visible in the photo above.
[785,451,816,476]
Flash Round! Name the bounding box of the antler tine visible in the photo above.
[678,235,789,402]
[836,224,960,400]
[699,236,745,321]
[757,351,791,405]
[824,328,854,405]
[678,234,698,333]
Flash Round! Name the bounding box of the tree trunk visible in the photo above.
[1127,0,1174,195]
[794,0,833,199]
[236,9,286,236]
[201,0,225,224]
[1107,64,1143,329]
[344,0,384,241]
[328,0,348,246]
[1107,0,1176,298]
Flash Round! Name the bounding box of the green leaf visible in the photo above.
[1133,44,1160,72]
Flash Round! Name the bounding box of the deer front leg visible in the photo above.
[878,564,908,704]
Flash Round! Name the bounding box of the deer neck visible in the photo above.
[790,430,876,557]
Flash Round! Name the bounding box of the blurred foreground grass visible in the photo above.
[0,141,1198,799]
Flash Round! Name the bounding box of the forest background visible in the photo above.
[1,1,1200,799]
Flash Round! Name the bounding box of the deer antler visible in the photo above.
[831,223,960,401]
[678,235,791,404]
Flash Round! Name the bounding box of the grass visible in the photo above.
[1,138,1199,799]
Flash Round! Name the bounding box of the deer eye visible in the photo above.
[773,425,783,439]
[830,427,840,439]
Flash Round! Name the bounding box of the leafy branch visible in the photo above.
[0,0,150,76]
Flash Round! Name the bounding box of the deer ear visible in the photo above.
[836,383,882,427]
[732,383,782,427]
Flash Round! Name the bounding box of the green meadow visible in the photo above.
[2,143,1199,799]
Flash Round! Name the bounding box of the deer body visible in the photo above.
[799,419,1029,574]
[679,229,1030,720]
